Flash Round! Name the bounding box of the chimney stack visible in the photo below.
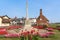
[40,9,42,16]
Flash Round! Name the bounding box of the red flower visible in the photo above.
[38,26,43,29]
[31,29,35,34]
[8,26,22,29]
[22,31,29,37]
[0,28,7,35]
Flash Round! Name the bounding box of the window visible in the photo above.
[40,18,42,20]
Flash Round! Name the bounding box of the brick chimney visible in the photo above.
[40,9,42,16]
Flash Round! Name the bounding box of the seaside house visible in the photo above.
[0,15,11,27]
[10,17,24,26]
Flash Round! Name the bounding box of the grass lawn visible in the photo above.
[0,30,60,40]
[0,37,20,40]
[41,30,60,40]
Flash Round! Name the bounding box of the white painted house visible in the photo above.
[29,18,36,25]
[0,15,11,27]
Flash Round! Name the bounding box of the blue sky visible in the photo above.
[0,0,60,23]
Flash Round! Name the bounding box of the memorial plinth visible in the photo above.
[23,19,33,31]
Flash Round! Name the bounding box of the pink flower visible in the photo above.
[46,32,54,35]
[46,27,54,31]
[32,31,38,35]
[38,32,49,37]
[5,33,19,37]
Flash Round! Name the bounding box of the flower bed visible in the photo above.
[45,27,54,31]
[4,33,20,38]
[0,27,55,40]
[8,25,22,30]
[0,28,7,35]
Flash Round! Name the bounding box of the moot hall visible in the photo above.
[36,9,49,27]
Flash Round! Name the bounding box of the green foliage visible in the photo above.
[32,35,39,40]
[0,35,5,38]
[49,23,57,28]
[20,36,25,40]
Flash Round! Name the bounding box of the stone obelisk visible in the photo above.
[24,0,32,31]
[26,0,28,20]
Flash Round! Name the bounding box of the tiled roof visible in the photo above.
[37,15,49,21]
[0,15,11,19]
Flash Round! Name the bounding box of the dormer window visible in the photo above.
[40,18,42,20]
